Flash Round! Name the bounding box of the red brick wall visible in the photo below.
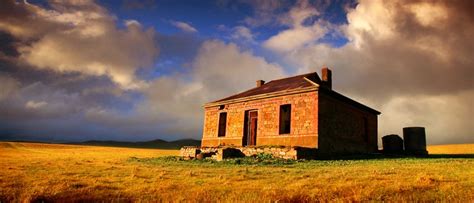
[201,91,318,148]
[317,91,378,154]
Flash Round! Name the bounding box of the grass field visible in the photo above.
[0,142,473,202]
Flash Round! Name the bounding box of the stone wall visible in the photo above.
[180,146,318,160]
[317,91,379,154]
[201,91,318,148]
[180,146,201,160]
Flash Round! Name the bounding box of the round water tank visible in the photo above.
[403,127,428,155]
[382,134,404,154]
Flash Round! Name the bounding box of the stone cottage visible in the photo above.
[201,67,380,154]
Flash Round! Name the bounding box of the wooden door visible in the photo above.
[248,111,258,146]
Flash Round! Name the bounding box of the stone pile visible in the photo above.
[180,146,317,161]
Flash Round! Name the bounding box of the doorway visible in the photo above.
[243,110,258,146]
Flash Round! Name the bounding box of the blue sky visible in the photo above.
[0,0,472,144]
[98,0,353,77]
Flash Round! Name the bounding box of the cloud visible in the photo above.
[231,26,254,42]
[0,1,206,142]
[267,0,474,144]
[0,0,471,145]
[25,100,47,109]
[0,38,286,142]
[190,40,285,99]
[0,73,20,101]
[138,40,285,136]
[89,40,286,140]
[170,21,198,33]
[379,90,474,144]
[263,23,327,52]
[0,0,159,89]
[0,71,139,141]
[239,0,291,27]
[262,0,329,52]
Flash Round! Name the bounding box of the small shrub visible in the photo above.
[129,154,297,166]
[256,153,273,160]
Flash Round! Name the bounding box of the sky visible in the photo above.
[0,0,473,144]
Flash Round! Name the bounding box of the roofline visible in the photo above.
[319,87,381,115]
[303,76,319,86]
[204,83,380,115]
[268,72,320,82]
[204,86,318,107]
[207,75,320,104]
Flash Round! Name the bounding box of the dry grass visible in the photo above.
[0,142,473,202]
[428,143,474,154]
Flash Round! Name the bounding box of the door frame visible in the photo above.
[243,110,258,146]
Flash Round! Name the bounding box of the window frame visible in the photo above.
[279,104,291,134]
[217,112,227,137]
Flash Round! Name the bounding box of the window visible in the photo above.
[218,112,227,137]
[279,104,291,134]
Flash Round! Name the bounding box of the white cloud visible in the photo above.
[191,40,285,99]
[142,39,285,120]
[25,100,48,109]
[87,40,286,139]
[267,0,474,144]
[171,20,198,33]
[262,0,328,53]
[263,24,327,53]
[231,26,254,42]
[280,0,319,26]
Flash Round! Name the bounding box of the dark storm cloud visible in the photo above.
[0,31,20,57]
[0,62,140,141]
[0,0,216,142]
[0,0,159,141]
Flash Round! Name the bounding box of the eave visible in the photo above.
[204,86,319,108]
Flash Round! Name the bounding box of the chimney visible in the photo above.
[322,66,332,89]
[256,80,265,87]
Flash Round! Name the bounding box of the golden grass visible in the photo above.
[0,142,473,202]
[428,143,474,154]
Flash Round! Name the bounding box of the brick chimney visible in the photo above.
[322,66,332,89]
[256,80,265,87]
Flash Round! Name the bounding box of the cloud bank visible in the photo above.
[264,0,474,144]
[0,0,472,145]
[0,0,158,89]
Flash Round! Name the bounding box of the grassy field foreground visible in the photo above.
[0,142,473,202]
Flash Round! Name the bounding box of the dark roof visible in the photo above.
[319,88,381,115]
[213,72,321,103]
[207,71,380,115]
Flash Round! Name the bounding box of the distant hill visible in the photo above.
[66,138,201,149]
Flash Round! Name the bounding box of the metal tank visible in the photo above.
[382,134,404,154]
[403,127,428,155]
